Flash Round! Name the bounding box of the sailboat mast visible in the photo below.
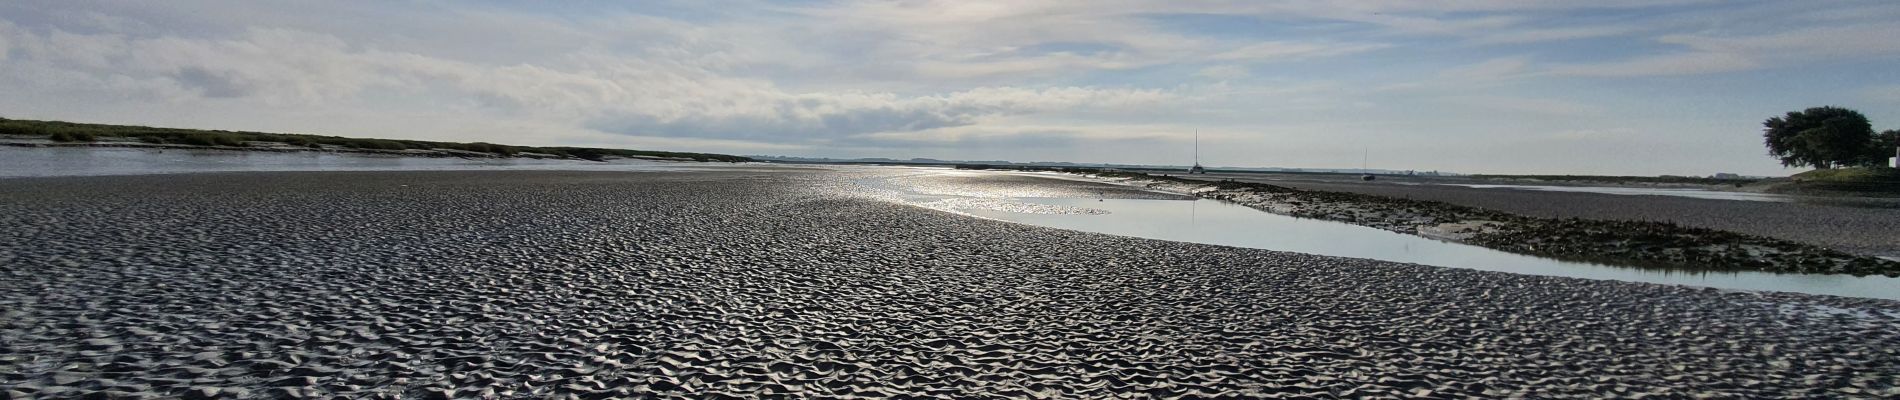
[1359,147,1376,181]
[1188,129,1206,174]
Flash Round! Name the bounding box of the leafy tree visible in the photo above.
[1762,106,1880,168]
[1876,129,1900,167]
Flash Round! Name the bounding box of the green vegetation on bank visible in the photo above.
[1792,167,1900,183]
[1761,106,1897,169]
[0,117,752,162]
[1780,167,1900,196]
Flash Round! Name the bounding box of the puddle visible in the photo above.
[1447,184,1790,202]
[0,147,729,178]
[963,197,1900,300]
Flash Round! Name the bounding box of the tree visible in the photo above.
[1876,129,1900,168]
[1762,106,1880,169]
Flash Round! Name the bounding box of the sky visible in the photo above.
[2,1,1898,176]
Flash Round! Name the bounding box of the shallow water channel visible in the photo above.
[962,197,1900,300]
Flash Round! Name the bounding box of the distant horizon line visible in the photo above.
[744,154,1789,179]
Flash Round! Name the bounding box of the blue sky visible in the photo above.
[2,1,1898,175]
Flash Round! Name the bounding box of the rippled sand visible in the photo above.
[2,169,1896,398]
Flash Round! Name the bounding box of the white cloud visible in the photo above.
[1548,127,1638,141]
[0,0,1891,176]
[1195,65,1249,80]
[1471,25,1636,45]
[1660,24,1900,58]
[1547,23,1900,77]
[1442,95,1602,117]
[0,21,1185,143]
[1209,41,1389,62]
[1439,56,1532,81]
[1547,52,1758,77]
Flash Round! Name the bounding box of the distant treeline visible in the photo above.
[1466,174,1763,184]
[0,118,752,162]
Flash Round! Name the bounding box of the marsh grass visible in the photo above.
[1792,167,1900,183]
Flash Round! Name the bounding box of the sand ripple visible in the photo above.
[1,169,1896,398]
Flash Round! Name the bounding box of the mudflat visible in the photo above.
[1202,172,1900,258]
[2,169,1897,398]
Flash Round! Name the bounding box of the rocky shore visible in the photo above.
[1081,171,1900,276]
[3,169,1898,398]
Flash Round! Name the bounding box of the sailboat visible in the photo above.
[1189,130,1206,174]
[1360,148,1375,181]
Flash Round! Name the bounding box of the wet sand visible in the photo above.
[3,169,1898,398]
[1197,172,1900,258]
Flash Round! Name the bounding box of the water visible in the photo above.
[11,150,1895,300]
[963,197,1900,300]
[0,147,723,178]
[1448,184,1790,202]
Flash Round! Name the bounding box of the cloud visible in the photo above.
[1659,24,1900,58]
[1546,52,1758,77]
[1548,127,1638,141]
[844,122,1190,152]
[0,0,1892,176]
[1442,95,1602,117]
[588,86,1180,141]
[1195,65,1249,80]
[1547,23,1900,77]
[1209,41,1389,62]
[0,19,1180,143]
[1471,25,1637,45]
[1439,56,1532,81]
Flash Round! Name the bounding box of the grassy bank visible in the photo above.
[1773,167,1900,196]
[0,118,753,162]
[1792,167,1900,183]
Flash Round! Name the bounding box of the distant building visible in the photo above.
[1712,173,1742,179]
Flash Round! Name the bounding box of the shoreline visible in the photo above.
[0,138,711,162]
[0,117,753,162]
[1065,170,1900,277]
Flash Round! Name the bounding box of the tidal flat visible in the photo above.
[1075,171,1900,277]
[2,169,1898,398]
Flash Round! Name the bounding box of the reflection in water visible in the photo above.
[966,197,1900,300]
